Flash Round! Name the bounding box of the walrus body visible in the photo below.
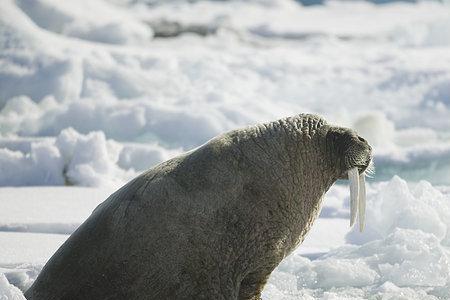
[26,114,371,300]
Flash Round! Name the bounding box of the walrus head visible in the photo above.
[326,126,373,232]
[326,127,373,177]
[231,114,373,233]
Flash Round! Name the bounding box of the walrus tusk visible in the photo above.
[348,167,359,227]
[358,173,366,232]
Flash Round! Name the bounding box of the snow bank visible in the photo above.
[0,128,179,187]
[139,0,450,45]
[346,176,450,245]
[2,177,449,299]
[264,176,450,299]
[0,231,65,293]
[2,0,450,138]
[1,0,450,186]
[0,274,25,300]
[16,0,153,44]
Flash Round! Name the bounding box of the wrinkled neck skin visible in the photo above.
[228,115,340,257]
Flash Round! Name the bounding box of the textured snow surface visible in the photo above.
[1,0,450,186]
[0,129,180,187]
[0,273,26,300]
[264,177,450,299]
[1,178,450,299]
[1,0,450,298]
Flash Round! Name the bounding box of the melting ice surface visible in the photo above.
[1,0,450,298]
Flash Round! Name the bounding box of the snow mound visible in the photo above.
[0,128,179,187]
[0,274,25,300]
[265,176,450,299]
[16,0,153,44]
[2,0,450,186]
[346,176,450,245]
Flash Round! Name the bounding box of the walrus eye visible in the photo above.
[348,167,366,232]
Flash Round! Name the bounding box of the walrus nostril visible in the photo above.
[357,136,366,143]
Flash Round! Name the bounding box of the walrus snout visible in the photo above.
[326,128,372,178]
[327,128,373,232]
[348,136,372,174]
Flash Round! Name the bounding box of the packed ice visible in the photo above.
[1,177,450,299]
[265,177,450,299]
[1,0,450,185]
[0,273,26,300]
[1,0,450,298]
[0,128,181,187]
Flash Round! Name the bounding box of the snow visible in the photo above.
[1,0,450,184]
[15,0,153,45]
[1,0,450,298]
[265,177,450,299]
[0,187,112,234]
[1,178,450,299]
[0,273,26,300]
[0,128,180,187]
[346,177,450,245]
[0,185,350,297]
[0,232,67,266]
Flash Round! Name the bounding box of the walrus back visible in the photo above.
[24,174,150,299]
[24,115,351,300]
[25,137,244,299]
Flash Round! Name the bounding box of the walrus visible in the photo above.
[25,114,372,300]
